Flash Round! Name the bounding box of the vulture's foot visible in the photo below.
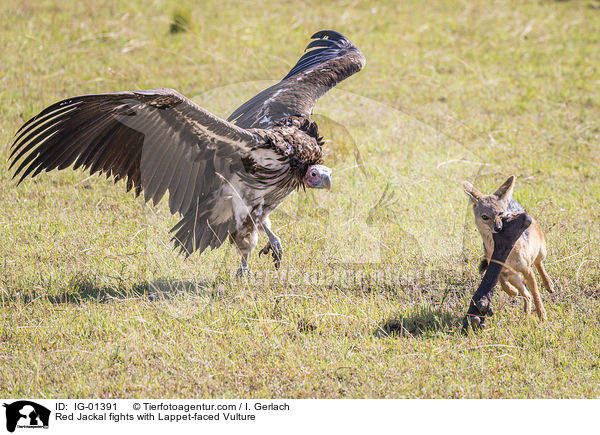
[259,235,283,269]
[235,265,253,279]
[235,254,253,279]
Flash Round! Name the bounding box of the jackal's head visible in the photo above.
[463,175,515,235]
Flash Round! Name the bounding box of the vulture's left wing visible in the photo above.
[227,30,365,129]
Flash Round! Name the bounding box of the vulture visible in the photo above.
[9,30,365,276]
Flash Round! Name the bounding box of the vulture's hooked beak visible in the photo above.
[304,165,332,190]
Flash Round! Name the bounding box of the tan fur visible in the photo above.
[463,176,554,321]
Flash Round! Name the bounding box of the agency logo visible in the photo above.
[3,401,50,433]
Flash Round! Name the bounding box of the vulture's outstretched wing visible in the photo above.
[10,88,261,211]
[9,88,266,254]
[227,30,365,129]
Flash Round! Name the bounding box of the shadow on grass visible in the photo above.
[1,274,225,305]
[376,306,460,338]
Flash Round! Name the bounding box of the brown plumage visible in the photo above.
[8,30,364,275]
[229,30,365,129]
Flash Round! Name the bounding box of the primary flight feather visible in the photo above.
[9,30,365,276]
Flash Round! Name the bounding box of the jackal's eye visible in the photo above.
[481,215,490,221]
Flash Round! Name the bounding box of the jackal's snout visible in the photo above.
[493,216,503,233]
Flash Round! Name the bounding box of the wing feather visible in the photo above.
[172,156,197,215]
[228,30,365,129]
[183,161,210,215]
[9,88,263,219]
[152,139,182,208]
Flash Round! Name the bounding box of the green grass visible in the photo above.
[1,0,599,398]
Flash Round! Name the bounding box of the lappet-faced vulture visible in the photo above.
[9,30,365,276]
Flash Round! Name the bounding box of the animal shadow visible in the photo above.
[3,274,218,304]
[67,275,217,302]
[376,306,459,337]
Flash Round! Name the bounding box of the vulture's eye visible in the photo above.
[481,215,490,221]
[311,170,317,177]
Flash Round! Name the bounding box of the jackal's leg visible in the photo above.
[499,276,519,297]
[535,261,555,293]
[507,273,532,314]
[259,217,283,269]
[523,268,547,321]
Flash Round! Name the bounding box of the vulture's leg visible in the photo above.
[232,225,258,278]
[259,217,283,269]
[235,254,251,278]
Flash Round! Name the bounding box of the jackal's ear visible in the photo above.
[494,175,515,200]
[463,181,482,202]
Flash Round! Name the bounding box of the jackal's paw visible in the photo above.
[522,296,533,315]
[259,238,283,269]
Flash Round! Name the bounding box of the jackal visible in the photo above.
[463,175,554,320]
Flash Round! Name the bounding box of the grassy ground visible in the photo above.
[1,0,599,398]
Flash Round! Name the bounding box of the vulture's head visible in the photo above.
[304,164,332,190]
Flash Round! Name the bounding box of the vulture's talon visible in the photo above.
[235,266,253,279]
[260,239,283,269]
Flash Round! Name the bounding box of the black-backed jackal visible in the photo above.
[463,175,554,320]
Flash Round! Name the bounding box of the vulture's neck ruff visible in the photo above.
[251,116,325,191]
